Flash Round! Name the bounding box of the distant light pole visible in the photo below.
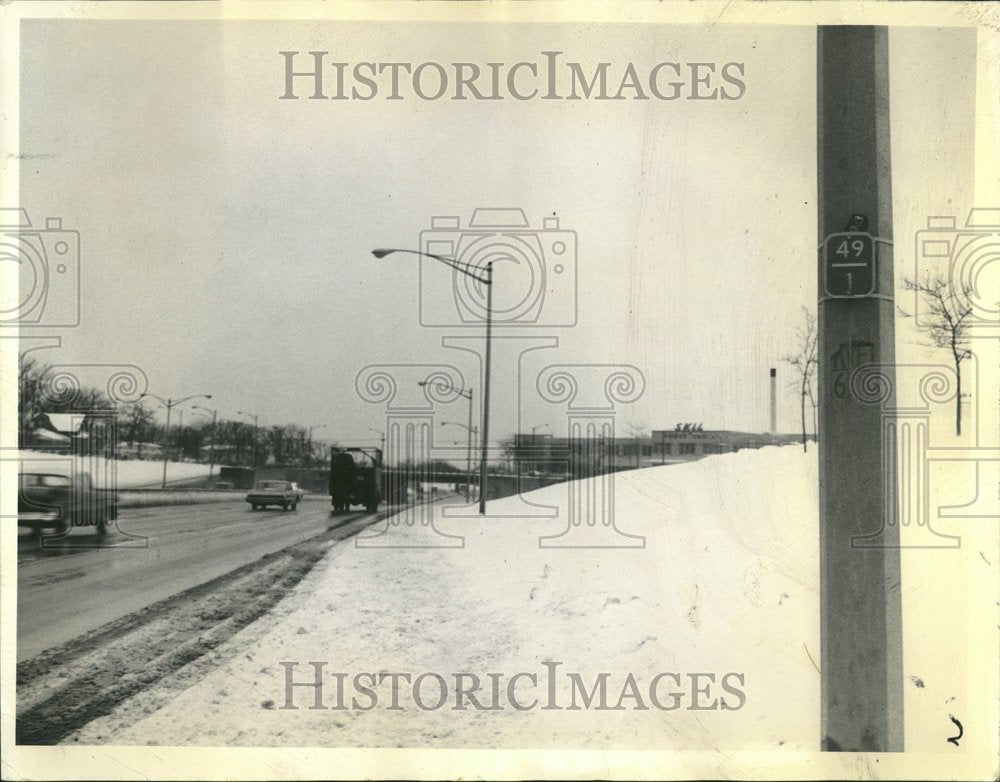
[376,247,492,514]
[525,423,550,476]
[192,404,218,478]
[367,428,386,465]
[419,379,475,502]
[306,424,328,467]
[441,420,478,503]
[140,392,213,489]
[237,410,259,468]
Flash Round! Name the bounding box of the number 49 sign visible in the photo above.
[824,232,876,297]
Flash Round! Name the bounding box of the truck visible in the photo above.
[329,447,382,514]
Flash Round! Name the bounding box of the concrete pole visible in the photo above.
[769,368,777,434]
[817,26,903,751]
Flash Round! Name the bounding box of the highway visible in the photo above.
[16,497,371,663]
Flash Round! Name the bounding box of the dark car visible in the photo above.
[246,480,304,511]
[18,463,118,535]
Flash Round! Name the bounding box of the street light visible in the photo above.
[139,392,213,489]
[306,423,328,467]
[377,247,493,515]
[523,423,550,477]
[367,428,386,465]
[419,379,475,503]
[441,420,478,504]
[192,404,218,478]
[237,410,259,468]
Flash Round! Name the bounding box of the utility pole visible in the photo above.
[479,261,493,514]
[140,392,212,489]
[769,368,777,435]
[193,405,218,478]
[238,410,259,469]
[817,26,902,752]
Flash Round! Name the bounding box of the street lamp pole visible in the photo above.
[420,380,475,503]
[441,420,478,503]
[140,392,213,489]
[307,424,328,467]
[479,261,493,513]
[192,405,218,478]
[526,423,550,477]
[238,410,259,468]
[367,428,386,464]
[374,247,493,515]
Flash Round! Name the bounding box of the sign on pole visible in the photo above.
[824,232,876,297]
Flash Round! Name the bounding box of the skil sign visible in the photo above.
[278,51,747,102]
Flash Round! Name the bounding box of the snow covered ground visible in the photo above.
[15,450,212,488]
[70,445,996,760]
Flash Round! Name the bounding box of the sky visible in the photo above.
[15,20,976,454]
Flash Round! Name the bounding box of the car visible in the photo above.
[18,461,118,535]
[246,480,304,511]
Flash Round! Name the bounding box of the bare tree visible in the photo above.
[18,355,46,447]
[783,307,818,452]
[901,273,974,436]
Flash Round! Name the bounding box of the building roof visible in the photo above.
[41,413,87,435]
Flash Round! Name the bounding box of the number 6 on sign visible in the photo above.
[823,231,876,297]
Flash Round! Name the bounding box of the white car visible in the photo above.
[245,480,305,511]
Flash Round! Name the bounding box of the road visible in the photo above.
[17,497,370,662]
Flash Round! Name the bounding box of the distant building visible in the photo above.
[27,412,116,455]
[651,428,803,462]
[511,426,805,474]
[117,442,164,460]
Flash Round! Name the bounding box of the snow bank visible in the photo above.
[72,443,996,759]
[15,450,212,489]
[78,446,822,749]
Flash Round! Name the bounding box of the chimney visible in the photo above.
[769,368,777,434]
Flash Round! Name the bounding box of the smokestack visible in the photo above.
[769,368,777,434]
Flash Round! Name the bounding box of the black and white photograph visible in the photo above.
[1,1,998,779]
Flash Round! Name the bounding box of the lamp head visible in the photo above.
[372,249,395,259]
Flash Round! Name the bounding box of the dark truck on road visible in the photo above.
[329,447,382,513]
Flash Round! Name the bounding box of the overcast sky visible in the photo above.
[17,20,975,452]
